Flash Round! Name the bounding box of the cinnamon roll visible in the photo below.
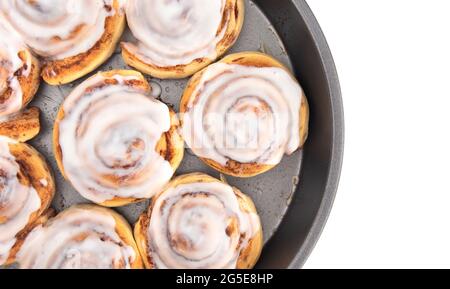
[122,0,245,79]
[0,107,40,142]
[0,136,55,266]
[53,70,184,207]
[0,0,126,85]
[134,173,263,269]
[180,51,309,177]
[0,17,40,118]
[17,204,144,269]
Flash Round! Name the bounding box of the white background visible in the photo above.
[304,0,450,268]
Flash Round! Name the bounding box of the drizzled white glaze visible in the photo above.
[0,17,31,117]
[39,179,48,187]
[182,62,304,166]
[147,180,260,269]
[149,81,162,99]
[0,136,41,265]
[58,73,174,203]
[0,0,120,60]
[17,207,136,269]
[123,0,230,67]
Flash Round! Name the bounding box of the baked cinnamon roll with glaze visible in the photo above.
[0,107,40,142]
[0,0,126,85]
[180,51,309,177]
[17,204,144,269]
[122,0,244,79]
[0,136,55,266]
[134,173,263,269]
[0,17,40,118]
[53,70,184,207]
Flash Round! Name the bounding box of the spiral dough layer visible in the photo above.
[0,18,32,117]
[181,55,306,170]
[17,205,141,269]
[0,137,51,265]
[54,71,178,205]
[0,0,119,60]
[136,174,262,269]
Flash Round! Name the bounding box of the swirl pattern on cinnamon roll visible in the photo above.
[0,17,40,118]
[0,0,125,85]
[181,52,309,177]
[17,205,143,269]
[0,136,55,266]
[122,0,244,79]
[53,70,184,207]
[134,173,263,269]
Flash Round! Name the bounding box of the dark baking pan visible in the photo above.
[252,0,344,268]
[19,0,344,269]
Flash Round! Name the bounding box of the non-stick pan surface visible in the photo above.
[10,0,344,269]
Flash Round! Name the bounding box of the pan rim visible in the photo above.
[288,0,345,268]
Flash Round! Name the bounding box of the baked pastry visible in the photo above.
[0,136,55,266]
[17,204,143,269]
[134,173,263,269]
[0,107,40,142]
[53,70,184,207]
[122,0,244,79]
[180,51,309,177]
[0,0,126,85]
[0,18,40,117]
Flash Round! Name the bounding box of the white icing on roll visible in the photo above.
[182,62,304,166]
[17,207,136,269]
[0,136,41,265]
[0,17,31,117]
[0,0,120,60]
[147,181,260,269]
[123,0,230,67]
[39,179,48,187]
[58,73,174,203]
